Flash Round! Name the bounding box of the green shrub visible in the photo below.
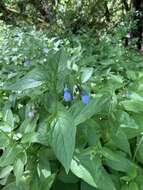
[0,25,143,190]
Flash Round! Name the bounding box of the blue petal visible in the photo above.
[64,88,72,102]
[81,91,90,104]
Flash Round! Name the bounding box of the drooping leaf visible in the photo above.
[71,153,116,190]
[102,147,135,173]
[3,67,48,91]
[71,95,110,126]
[49,109,76,173]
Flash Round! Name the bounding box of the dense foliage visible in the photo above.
[0,0,143,190]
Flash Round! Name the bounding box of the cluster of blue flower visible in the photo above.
[64,88,89,105]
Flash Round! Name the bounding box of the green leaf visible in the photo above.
[0,166,13,179]
[21,132,38,144]
[38,148,51,178]
[19,115,39,134]
[0,131,10,147]
[120,185,129,190]
[116,111,139,139]
[120,99,143,113]
[14,159,24,185]
[81,181,97,190]
[0,122,12,133]
[136,175,143,189]
[129,182,139,190]
[52,179,78,190]
[40,174,55,190]
[80,119,101,146]
[72,95,110,126]
[3,67,48,91]
[3,109,14,129]
[49,110,76,173]
[71,153,116,190]
[132,113,143,132]
[58,170,79,184]
[0,145,23,167]
[2,181,29,190]
[81,67,93,83]
[102,147,134,173]
[112,128,131,155]
[57,49,69,92]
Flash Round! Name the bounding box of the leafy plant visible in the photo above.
[0,24,143,190]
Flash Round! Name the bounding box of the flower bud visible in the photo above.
[64,88,72,102]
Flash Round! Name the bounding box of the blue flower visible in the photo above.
[81,90,89,105]
[64,88,72,102]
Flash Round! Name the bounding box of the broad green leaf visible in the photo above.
[116,111,139,139]
[79,119,101,146]
[102,147,134,173]
[50,110,76,173]
[71,153,116,190]
[0,145,23,167]
[72,95,110,126]
[107,74,123,91]
[112,128,131,155]
[3,67,48,91]
[120,99,143,113]
[0,166,13,179]
[81,67,93,83]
